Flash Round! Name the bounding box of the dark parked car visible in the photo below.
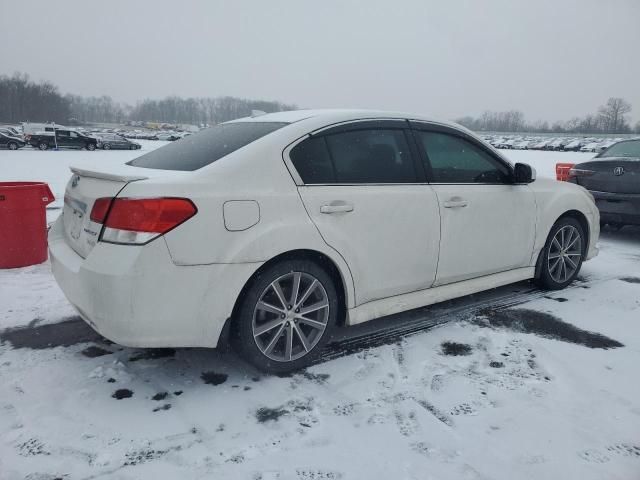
[98,134,142,150]
[568,139,640,228]
[0,132,26,150]
[28,129,98,151]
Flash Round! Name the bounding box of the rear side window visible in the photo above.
[326,129,417,183]
[128,122,288,171]
[416,131,511,183]
[290,136,335,183]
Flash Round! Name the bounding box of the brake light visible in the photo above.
[555,163,575,181]
[93,197,197,245]
[90,197,112,223]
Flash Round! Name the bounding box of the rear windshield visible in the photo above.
[598,140,640,158]
[128,122,288,171]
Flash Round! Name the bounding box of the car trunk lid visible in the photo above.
[573,158,640,194]
[62,164,164,258]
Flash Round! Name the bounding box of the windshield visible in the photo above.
[128,121,288,171]
[598,140,640,158]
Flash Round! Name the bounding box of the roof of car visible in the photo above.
[228,108,459,128]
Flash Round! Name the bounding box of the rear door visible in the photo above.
[286,120,441,306]
[55,130,72,148]
[410,122,536,285]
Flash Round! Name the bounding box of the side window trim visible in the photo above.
[284,121,427,186]
[409,122,514,185]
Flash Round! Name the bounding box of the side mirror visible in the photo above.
[514,163,536,184]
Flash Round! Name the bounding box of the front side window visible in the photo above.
[325,129,416,183]
[416,131,511,183]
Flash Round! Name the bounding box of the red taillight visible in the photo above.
[90,197,113,223]
[555,163,575,181]
[93,197,197,245]
[105,198,196,233]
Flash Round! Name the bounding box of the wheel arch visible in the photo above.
[534,209,590,279]
[219,248,351,350]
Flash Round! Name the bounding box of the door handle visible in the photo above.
[320,203,354,214]
[443,198,469,208]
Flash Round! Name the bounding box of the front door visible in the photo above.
[288,123,441,305]
[411,126,536,285]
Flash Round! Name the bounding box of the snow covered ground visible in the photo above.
[1,144,639,479]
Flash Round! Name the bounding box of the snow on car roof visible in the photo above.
[227,108,457,127]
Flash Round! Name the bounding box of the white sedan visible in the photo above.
[49,109,599,373]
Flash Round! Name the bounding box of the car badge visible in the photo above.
[71,175,81,188]
[613,166,625,176]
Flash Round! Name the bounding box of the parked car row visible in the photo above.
[484,135,626,152]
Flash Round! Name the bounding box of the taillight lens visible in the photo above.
[568,168,595,178]
[90,197,112,223]
[91,197,197,245]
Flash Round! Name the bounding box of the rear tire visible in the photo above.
[536,217,585,290]
[38,142,48,151]
[8,142,18,150]
[233,259,338,374]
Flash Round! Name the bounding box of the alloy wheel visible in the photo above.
[252,271,330,362]
[547,225,582,283]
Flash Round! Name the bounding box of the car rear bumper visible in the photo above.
[48,216,261,348]
[590,190,640,226]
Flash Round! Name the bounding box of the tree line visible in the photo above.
[0,72,295,126]
[1,72,638,133]
[457,98,639,134]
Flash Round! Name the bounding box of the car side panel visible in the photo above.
[529,178,600,263]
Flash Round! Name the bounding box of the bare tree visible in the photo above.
[598,97,632,133]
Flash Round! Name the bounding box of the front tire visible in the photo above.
[8,142,18,150]
[103,143,111,150]
[233,259,339,374]
[87,143,96,151]
[38,142,49,151]
[536,217,585,290]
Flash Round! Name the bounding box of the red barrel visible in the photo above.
[0,182,55,268]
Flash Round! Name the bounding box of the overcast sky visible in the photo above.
[2,0,639,122]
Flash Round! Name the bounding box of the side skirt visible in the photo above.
[346,267,535,326]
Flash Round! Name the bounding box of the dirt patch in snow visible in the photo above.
[0,317,102,349]
[619,277,640,284]
[476,308,623,349]
[256,406,289,423]
[112,389,133,400]
[151,392,168,401]
[441,341,473,356]
[81,345,112,358]
[128,348,175,362]
[201,371,228,385]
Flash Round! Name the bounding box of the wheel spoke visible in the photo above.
[549,257,561,274]
[563,227,573,249]
[254,318,284,336]
[551,237,562,252]
[548,252,561,260]
[263,323,286,355]
[300,300,329,316]
[294,324,311,352]
[295,315,326,330]
[566,232,580,250]
[295,279,318,308]
[284,325,293,361]
[257,301,285,316]
[560,258,567,282]
[271,280,288,309]
[565,255,578,270]
[290,272,301,306]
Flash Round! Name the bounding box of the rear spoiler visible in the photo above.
[70,166,149,182]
